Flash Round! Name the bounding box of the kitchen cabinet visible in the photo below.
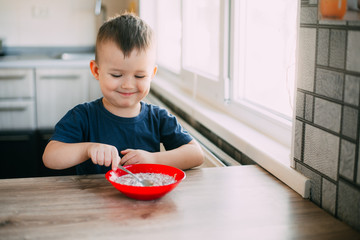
[0,59,101,178]
[0,68,36,130]
[0,130,38,179]
[36,68,89,129]
[37,129,77,177]
[0,68,34,98]
[0,130,77,179]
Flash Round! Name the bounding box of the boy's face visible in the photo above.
[90,40,157,117]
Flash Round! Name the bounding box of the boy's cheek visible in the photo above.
[138,82,151,93]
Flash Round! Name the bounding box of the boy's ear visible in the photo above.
[90,60,100,80]
[151,65,158,79]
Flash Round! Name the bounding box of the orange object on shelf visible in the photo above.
[319,0,347,19]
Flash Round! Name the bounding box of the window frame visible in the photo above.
[179,0,228,106]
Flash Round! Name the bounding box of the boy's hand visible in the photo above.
[120,149,155,166]
[88,143,120,171]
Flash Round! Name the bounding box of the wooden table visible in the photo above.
[0,165,359,240]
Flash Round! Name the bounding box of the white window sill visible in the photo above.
[151,75,310,198]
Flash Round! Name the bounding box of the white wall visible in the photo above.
[0,0,135,47]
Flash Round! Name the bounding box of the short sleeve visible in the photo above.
[159,109,193,150]
[50,105,88,143]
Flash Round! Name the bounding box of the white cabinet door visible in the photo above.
[0,68,34,98]
[0,68,36,130]
[0,100,36,130]
[36,68,89,129]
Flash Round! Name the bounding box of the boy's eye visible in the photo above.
[111,74,122,78]
[135,75,145,79]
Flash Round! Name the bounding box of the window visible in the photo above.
[139,0,181,73]
[182,0,220,78]
[156,0,182,73]
[140,0,299,148]
[233,0,298,120]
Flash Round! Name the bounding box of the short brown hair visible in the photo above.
[95,13,153,61]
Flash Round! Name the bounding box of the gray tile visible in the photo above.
[329,29,346,69]
[300,6,318,24]
[337,180,360,230]
[317,28,329,66]
[339,139,356,181]
[304,124,339,180]
[298,28,317,92]
[346,31,360,72]
[305,94,314,122]
[314,98,342,133]
[295,161,322,205]
[296,91,305,118]
[348,20,360,27]
[315,68,344,100]
[294,120,303,160]
[342,106,358,140]
[344,75,360,106]
[319,19,347,25]
[322,178,336,215]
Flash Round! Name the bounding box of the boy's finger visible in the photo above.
[120,149,133,155]
[120,155,130,165]
[97,151,105,166]
[104,150,112,167]
[112,155,121,171]
[121,153,136,166]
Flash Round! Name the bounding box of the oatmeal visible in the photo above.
[115,172,176,186]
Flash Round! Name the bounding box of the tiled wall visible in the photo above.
[294,0,360,231]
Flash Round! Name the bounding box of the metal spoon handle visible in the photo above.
[117,164,143,184]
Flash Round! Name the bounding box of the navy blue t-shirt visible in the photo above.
[50,98,193,174]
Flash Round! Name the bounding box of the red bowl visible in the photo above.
[105,164,186,200]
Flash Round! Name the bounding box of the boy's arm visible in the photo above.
[120,140,205,170]
[43,140,121,171]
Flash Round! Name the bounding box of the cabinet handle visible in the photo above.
[0,106,27,111]
[0,135,30,141]
[0,75,26,80]
[40,75,80,80]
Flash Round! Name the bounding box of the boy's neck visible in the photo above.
[102,98,141,118]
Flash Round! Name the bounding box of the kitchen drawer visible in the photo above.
[0,68,34,98]
[36,68,89,128]
[0,100,36,130]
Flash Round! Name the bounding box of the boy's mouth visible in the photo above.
[117,91,135,97]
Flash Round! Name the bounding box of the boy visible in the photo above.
[43,13,204,174]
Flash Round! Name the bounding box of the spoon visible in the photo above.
[117,164,153,186]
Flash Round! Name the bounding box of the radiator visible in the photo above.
[146,94,240,168]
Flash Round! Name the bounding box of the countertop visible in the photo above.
[0,53,94,68]
[0,165,359,240]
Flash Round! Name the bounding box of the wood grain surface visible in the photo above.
[0,165,359,240]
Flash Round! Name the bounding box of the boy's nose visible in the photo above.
[121,76,133,88]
